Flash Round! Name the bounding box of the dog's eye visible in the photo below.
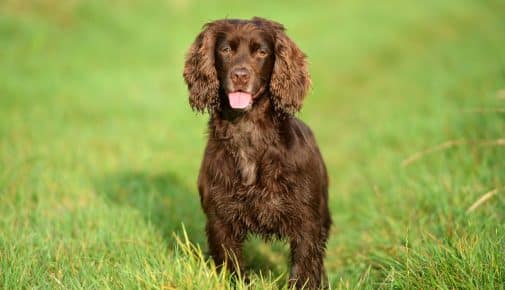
[221,46,232,54]
[257,48,268,57]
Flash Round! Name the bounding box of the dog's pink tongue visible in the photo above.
[228,92,252,109]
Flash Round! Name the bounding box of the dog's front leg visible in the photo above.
[206,217,245,276]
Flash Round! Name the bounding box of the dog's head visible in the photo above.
[183,17,311,115]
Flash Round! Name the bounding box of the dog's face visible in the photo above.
[214,26,275,110]
[183,17,311,115]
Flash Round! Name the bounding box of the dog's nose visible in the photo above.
[231,67,250,85]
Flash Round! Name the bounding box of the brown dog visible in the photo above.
[183,17,331,289]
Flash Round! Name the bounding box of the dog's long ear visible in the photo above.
[267,20,311,114]
[183,22,220,113]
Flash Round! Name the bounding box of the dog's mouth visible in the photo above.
[227,87,265,110]
[228,91,252,109]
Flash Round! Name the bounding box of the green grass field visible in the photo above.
[1,0,504,288]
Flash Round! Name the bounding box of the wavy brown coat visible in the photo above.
[183,17,332,289]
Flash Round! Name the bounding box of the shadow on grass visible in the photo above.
[95,171,205,246]
[95,171,290,281]
[243,236,289,281]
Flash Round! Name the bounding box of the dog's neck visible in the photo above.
[210,96,278,141]
[208,95,282,185]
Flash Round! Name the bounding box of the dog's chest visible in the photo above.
[223,155,294,235]
[214,119,296,234]
[227,120,268,186]
[218,187,291,235]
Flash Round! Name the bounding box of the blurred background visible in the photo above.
[1,0,504,288]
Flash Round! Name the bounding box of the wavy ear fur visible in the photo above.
[183,23,220,113]
[267,20,311,115]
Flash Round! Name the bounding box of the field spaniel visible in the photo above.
[183,17,331,289]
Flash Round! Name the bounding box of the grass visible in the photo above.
[1,0,504,288]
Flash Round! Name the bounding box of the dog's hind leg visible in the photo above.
[288,225,328,289]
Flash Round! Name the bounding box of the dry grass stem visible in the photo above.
[466,189,500,213]
[402,139,505,167]
[402,139,466,167]
[497,89,505,100]
[461,108,505,113]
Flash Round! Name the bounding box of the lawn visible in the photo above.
[1,0,504,289]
